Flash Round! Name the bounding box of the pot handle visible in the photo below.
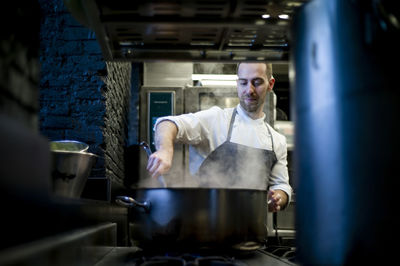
[115,196,151,212]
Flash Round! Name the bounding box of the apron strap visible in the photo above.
[265,123,275,153]
[226,107,237,142]
[227,106,275,153]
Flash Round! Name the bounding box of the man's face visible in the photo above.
[237,63,275,115]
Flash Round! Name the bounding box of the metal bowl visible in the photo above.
[50,140,89,152]
[51,150,97,198]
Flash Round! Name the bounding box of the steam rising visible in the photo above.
[195,144,269,190]
[193,63,236,75]
[197,63,224,74]
[139,143,269,191]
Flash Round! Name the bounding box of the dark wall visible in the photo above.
[127,63,141,146]
[0,1,41,131]
[0,0,135,251]
[39,0,135,185]
[39,0,105,156]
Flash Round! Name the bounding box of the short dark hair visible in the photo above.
[236,62,273,79]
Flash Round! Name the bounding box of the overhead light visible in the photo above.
[192,74,237,81]
[192,74,238,86]
[119,41,133,46]
[200,80,237,86]
[261,14,270,19]
[255,20,265,25]
[278,14,290,20]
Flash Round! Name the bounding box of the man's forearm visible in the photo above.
[154,120,178,152]
[146,120,178,178]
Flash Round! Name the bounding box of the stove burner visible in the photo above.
[264,245,296,262]
[195,256,246,266]
[131,253,247,266]
[140,256,185,266]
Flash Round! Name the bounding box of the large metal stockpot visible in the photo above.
[116,188,268,251]
[51,150,97,198]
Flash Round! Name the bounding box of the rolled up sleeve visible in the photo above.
[269,134,293,204]
[154,107,221,145]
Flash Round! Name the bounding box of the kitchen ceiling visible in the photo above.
[69,0,310,62]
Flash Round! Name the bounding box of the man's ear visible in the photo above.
[268,77,275,91]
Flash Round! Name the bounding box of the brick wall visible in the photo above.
[39,0,106,176]
[102,62,132,182]
[39,0,135,185]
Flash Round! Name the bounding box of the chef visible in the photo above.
[147,62,292,212]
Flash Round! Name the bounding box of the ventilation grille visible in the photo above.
[80,0,309,61]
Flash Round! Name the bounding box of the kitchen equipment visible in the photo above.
[116,187,268,251]
[184,85,276,126]
[139,86,185,187]
[64,0,310,61]
[96,246,297,265]
[140,141,167,188]
[51,150,97,198]
[50,140,89,152]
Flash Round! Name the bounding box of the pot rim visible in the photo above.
[50,139,89,152]
[51,150,98,157]
[127,187,268,192]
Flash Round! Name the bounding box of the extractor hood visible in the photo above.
[65,0,310,62]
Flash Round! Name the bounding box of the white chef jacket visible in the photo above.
[155,104,292,201]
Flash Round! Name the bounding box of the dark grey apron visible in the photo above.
[197,107,277,188]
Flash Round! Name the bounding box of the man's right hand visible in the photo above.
[146,149,173,178]
[147,120,177,178]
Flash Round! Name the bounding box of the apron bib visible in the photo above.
[197,107,277,189]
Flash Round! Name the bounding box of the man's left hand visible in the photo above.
[268,189,288,212]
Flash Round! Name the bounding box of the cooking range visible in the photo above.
[95,244,297,265]
[0,216,296,266]
[111,188,297,265]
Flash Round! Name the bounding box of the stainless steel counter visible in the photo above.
[0,223,117,266]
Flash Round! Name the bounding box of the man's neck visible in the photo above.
[246,110,264,120]
[239,104,265,120]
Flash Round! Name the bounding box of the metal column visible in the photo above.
[291,0,400,264]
